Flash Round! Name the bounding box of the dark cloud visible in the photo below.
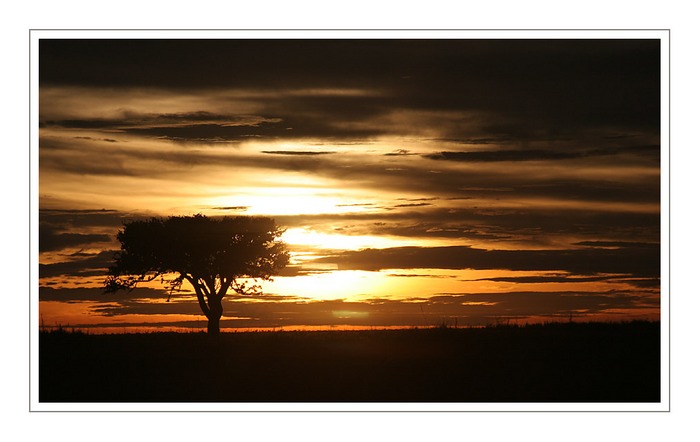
[91,299,205,317]
[469,275,616,284]
[42,111,288,143]
[624,278,661,288]
[73,136,119,143]
[247,153,655,208]
[384,149,416,156]
[39,136,149,176]
[397,197,440,202]
[413,290,659,323]
[432,136,515,145]
[54,115,175,130]
[125,122,282,143]
[276,207,659,247]
[217,151,658,207]
[386,273,456,279]
[392,203,433,208]
[40,39,660,142]
[39,223,112,252]
[145,111,258,123]
[43,118,125,130]
[335,203,377,208]
[573,240,660,249]
[39,286,168,302]
[40,39,658,101]
[42,94,391,143]
[212,206,249,211]
[38,209,143,253]
[39,250,116,278]
[425,149,583,162]
[314,244,660,278]
[424,145,660,163]
[39,208,123,220]
[261,151,337,156]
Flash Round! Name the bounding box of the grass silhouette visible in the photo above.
[39,321,660,403]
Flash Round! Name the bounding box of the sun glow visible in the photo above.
[205,188,377,216]
[266,271,390,301]
[281,227,411,250]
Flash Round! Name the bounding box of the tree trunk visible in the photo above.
[207,315,221,335]
[207,298,223,335]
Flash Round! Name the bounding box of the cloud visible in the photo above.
[212,206,249,211]
[275,207,660,248]
[43,112,287,143]
[624,278,661,288]
[39,250,116,278]
[313,244,660,278]
[423,145,660,163]
[73,136,119,143]
[40,223,112,252]
[262,151,337,156]
[40,288,659,329]
[572,240,660,249]
[39,286,168,302]
[468,275,615,284]
[425,149,583,162]
[41,90,390,143]
[38,209,147,237]
[39,40,659,118]
[384,149,416,156]
[42,110,266,126]
[392,202,433,208]
[414,290,659,322]
[40,39,660,150]
[38,209,142,254]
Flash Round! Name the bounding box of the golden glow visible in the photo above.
[332,310,370,319]
[263,268,632,303]
[281,227,412,250]
[265,271,389,301]
[208,191,368,216]
[39,301,201,328]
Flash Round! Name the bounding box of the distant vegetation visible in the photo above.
[39,321,660,403]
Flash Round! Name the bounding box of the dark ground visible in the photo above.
[39,321,661,403]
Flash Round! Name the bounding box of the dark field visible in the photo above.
[39,321,661,403]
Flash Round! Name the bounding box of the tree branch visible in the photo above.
[184,275,211,319]
[216,277,232,300]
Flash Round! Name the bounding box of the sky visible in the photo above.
[37,37,662,332]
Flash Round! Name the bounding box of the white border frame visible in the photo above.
[29,29,670,412]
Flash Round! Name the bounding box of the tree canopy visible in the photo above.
[104,214,289,333]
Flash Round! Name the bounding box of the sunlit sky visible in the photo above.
[37,36,662,332]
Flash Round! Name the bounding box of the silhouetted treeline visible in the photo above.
[39,321,661,403]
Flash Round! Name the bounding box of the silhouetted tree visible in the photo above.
[104,214,289,334]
